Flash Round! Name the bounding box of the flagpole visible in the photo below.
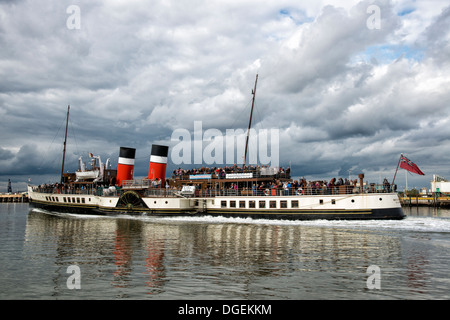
[391,153,402,187]
[405,170,408,193]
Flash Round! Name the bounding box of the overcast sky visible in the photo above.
[1,0,449,192]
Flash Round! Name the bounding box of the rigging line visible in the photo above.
[68,117,80,156]
[228,97,253,131]
[37,115,65,172]
[253,101,264,131]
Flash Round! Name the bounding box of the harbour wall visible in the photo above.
[0,194,29,203]
[400,196,450,207]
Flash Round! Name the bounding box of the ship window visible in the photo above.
[82,198,85,204]
[77,198,80,203]
[331,199,336,205]
[72,198,76,203]
[249,201,256,208]
[270,201,277,208]
[280,200,287,208]
[259,201,266,208]
[319,199,324,205]
[291,200,299,208]
[230,201,236,208]
[221,200,227,208]
[63,197,66,202]
[67,197,70,203]
[239,201,246,208]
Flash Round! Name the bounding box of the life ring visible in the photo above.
[296,188,303,195]
[264,189,270,196]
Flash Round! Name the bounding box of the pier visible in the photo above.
[400,196,450,207]
[0,193,29,203]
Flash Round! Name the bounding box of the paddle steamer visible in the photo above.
[28,76,404,220]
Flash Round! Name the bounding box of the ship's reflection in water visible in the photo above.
[112,219,167,293]
[23,209,450,299]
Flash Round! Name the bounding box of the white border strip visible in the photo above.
[118,157,135,165]
[150,155,168,164]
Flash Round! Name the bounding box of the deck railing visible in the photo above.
[171,170,291,180]
[31,183,393,198]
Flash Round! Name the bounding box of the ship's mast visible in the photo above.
[243,74,258,168]
[60,105,70,184]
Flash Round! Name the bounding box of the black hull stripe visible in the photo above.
[29,201,405,220]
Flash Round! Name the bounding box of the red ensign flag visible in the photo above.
[400,155,425,175]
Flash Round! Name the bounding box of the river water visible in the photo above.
[0,203,449,300]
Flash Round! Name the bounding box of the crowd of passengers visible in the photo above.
[199,177,393,196]
[172,164,290,179]
[34,183,109,195]
[35,175,394,196]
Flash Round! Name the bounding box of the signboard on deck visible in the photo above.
[189,174,212,180]
[225,173,253,179]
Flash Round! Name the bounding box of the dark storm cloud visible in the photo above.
[0,147,13,160]
[0,144,54,175]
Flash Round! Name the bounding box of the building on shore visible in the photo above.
[431,174,450,195]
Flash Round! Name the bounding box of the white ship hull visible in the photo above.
[27,186,404,220]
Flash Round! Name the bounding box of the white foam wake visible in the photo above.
[31,208,450,233]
